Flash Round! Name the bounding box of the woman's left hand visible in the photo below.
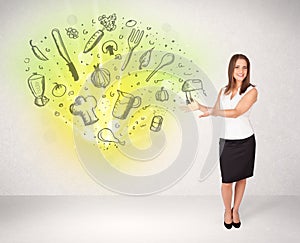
[199,110,211,118]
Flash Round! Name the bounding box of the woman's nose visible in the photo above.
[237,67,244,73]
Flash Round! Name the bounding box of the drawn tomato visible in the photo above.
[52,82,67,97]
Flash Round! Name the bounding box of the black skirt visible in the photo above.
[219,134,256,183]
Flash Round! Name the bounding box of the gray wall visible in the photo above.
[0,0,299,195]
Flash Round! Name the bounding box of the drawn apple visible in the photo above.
[52,82,66,97]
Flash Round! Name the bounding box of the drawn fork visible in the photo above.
[121,28,144,71]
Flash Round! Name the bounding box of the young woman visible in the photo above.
[185,54,258,229]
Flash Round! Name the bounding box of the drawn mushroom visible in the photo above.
[181,79,207,104]
[102,40,118,55]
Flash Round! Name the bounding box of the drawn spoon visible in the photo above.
[146,53,175,82]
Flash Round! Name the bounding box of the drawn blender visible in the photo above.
[181,79,207,104]
[27,72,49,107]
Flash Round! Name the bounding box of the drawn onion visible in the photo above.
[91,64,111,88]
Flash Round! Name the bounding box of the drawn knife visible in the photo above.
[51,28,79,81]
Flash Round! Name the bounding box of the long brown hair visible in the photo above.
[225,54,254,95]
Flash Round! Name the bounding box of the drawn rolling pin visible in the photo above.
[51,28,79,81]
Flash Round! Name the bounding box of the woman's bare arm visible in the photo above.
[209,88,258,118]
[183,88,222,113]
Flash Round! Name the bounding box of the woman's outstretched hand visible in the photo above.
[181,100,213,118]
[199,110,211,118]
[181,100,200,112]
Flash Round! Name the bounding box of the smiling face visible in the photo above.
[226,54,251,94]
[233,58,248,82]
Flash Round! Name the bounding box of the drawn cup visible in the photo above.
[112,90,141,120]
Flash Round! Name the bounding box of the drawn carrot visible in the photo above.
[83,29,104,53]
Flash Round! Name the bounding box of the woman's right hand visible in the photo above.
[188,100,201,111]
[181,100,200,112]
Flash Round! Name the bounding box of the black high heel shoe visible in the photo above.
[224,221,233,229]
[224,210,233,229]
[232,209,241,228]
[232,221,241,228]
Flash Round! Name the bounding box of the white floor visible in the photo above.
[0,196,299,243]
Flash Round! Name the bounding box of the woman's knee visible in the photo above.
[222,183,233,188]
[236,179,246,185]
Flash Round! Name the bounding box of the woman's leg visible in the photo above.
[221,183,233,223]
[232,178,247,222]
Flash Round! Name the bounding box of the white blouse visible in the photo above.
[219,86,256,139]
